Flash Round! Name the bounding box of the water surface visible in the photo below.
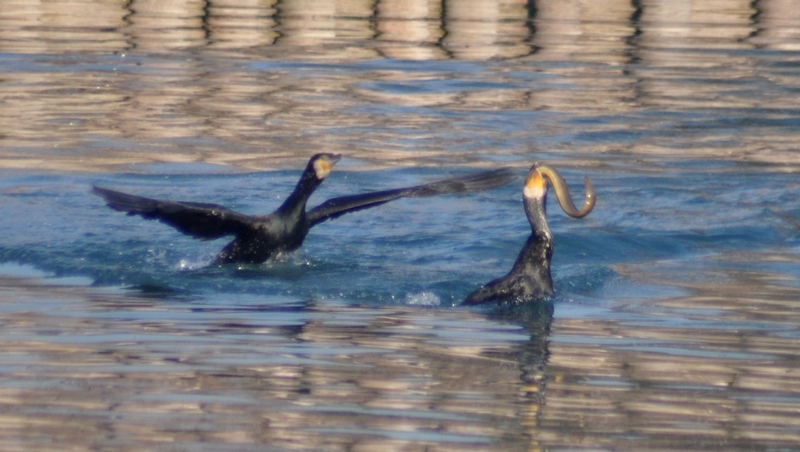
[1,0,800,450]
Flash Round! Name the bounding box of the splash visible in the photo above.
[405,291,441,306]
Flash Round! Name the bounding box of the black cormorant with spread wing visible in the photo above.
[94,153,516,265]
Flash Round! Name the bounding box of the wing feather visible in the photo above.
[93,186,256,240]
[307,168,515,226]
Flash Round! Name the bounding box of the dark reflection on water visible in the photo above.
[1,0,800,450]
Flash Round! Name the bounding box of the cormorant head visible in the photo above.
[310,153,342,180]
[279,153,343,215]
[524,164,548,201]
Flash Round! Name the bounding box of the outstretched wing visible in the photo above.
[92,186,257,240]
[306,168,516,226]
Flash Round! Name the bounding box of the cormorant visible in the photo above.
[463,163,595,305]
[93,153,516,265]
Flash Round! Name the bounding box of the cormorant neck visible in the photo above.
[524,193,552,243]
[277,168,322,216]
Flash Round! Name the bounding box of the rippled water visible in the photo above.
[1,0,800,450]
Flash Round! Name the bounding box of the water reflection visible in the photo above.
[0,0,798,170]
[2,0,800,449]
[208,0,278,50]
[6,246,798,449]
[375,0,446,60]
[543,252,800,449]
[750,0,800,50]
[0,0,794,57]
[0,270,554,450]
[2,0,800,171]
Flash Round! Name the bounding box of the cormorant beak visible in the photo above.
[313,154,342,180]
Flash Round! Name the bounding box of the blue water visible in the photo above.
[1,162,796,309]
[2,5,800,447]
